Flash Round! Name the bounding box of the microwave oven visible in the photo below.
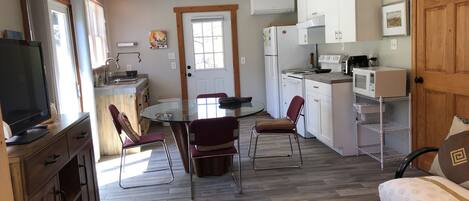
[353,67,407,98]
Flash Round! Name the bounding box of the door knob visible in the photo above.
[187,73,192,77]
[187,65,191,70]
[415,76,424,84]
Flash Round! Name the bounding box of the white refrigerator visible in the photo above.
[264,26,311,119]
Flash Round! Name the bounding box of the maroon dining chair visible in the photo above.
[188,116,242,199]
[248,96,304,170]
[196,92,228,99]
[108,104,174,189]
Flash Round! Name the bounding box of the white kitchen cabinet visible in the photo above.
[305,79,356,155]
[301,0,382,43]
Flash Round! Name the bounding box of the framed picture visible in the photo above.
[149,30,168,49]
[382,1,408,36]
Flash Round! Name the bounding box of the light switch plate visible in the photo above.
[170,62,177,69]
[240,57,246,64]
[168,52,176,60]
[390,39,398,50]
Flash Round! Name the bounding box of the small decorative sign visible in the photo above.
[149,30,168,49]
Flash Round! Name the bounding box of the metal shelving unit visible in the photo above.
[355,94,411,170]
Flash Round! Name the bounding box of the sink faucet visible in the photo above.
[104,58,120,84]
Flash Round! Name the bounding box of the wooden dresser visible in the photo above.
[7,113,99,201]
[95,77,150,155]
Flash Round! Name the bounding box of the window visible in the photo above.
[86,0,108,69]
[192,19,225,70]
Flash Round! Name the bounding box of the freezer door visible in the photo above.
[265,55,280,118]
[277,26,311,71]
[264,27,277,56]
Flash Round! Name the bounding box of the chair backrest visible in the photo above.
[108,104,122,134]
[189,116,239,146]
[196,93,228,99]
[286,96,305,124]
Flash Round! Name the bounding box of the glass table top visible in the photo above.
[141,98,265,123]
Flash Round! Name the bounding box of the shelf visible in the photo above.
[358,122,410,133]
[358,146,406,163]
[355,93,409,102]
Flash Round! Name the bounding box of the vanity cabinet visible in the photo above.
[7,113,99,201]
[305,79,356,155]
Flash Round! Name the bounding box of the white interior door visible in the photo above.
[48,0,81,115]
[183,11,234,99]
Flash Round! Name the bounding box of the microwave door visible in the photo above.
[354,73,372,97]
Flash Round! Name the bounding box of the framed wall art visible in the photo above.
[382,1,409,36]
[149,30,168,49]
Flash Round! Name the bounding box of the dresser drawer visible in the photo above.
[24,136,69,195]
[67,119,92,156]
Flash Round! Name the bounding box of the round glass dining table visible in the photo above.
[141,98,264,176]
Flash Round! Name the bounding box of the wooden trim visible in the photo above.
[174,4,241,100]
[55,0,71,5]
[411,0,417,153]
[67,5,85,111]
[20,0,32,40]
[0,111,14,201]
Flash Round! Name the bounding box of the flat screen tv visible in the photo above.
[0,39,51,145]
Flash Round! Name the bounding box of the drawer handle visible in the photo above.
[44,154,61,166]
[313,86,319,89]
[76,132,89,140]
[314,99,320,102]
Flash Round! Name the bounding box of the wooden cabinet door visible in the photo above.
[77,144,99,201]
[414,0,469,170]
[30,176,61,201]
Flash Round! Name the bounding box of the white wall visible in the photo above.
[103,0,297,104]
[0,0,24,34]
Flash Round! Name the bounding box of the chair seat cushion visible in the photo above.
[123,132,165,148]
[190,145,237,158]
[379,176,469,201]
[255,118,295,133]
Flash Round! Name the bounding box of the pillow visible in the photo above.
[429,116,469,189]
[117,112,140,143]
[379,176,469,201]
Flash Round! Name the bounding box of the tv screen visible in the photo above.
[0,39,51,136]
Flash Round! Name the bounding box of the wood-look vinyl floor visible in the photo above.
[97,115,424,201]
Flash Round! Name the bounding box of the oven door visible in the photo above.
[353,71,373,97]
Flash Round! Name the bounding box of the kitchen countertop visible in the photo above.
[304,72,353,84]
[94,77,148,96]
[281,67,318,74]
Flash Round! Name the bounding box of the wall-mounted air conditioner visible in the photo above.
[250,0,295,15]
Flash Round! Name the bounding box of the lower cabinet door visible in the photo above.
[77,144,99,201]
[319,94,333,147]
[306,92,321,137]
[30,176,61,201]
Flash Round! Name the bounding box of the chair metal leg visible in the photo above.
[237,140,243,194]
[248,126,255,159]
[118,148,126,189]
[252,133,303,171]
[295,134,304,166]
[118,142,175,189]
[189,149,193,200]
[252,135,259,170]
[162,141,175,183]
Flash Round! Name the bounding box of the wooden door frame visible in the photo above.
[174,4,241,100]
[411,0,418,153]
[20,0,84,112]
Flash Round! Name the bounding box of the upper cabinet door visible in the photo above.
[338,0,357,43]
[297,0,308,23]
[324,0,340,43]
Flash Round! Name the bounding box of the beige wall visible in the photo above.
[0,0,24,35]
[104,0,297,103]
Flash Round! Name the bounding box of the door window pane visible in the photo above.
[192,20,225,70]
